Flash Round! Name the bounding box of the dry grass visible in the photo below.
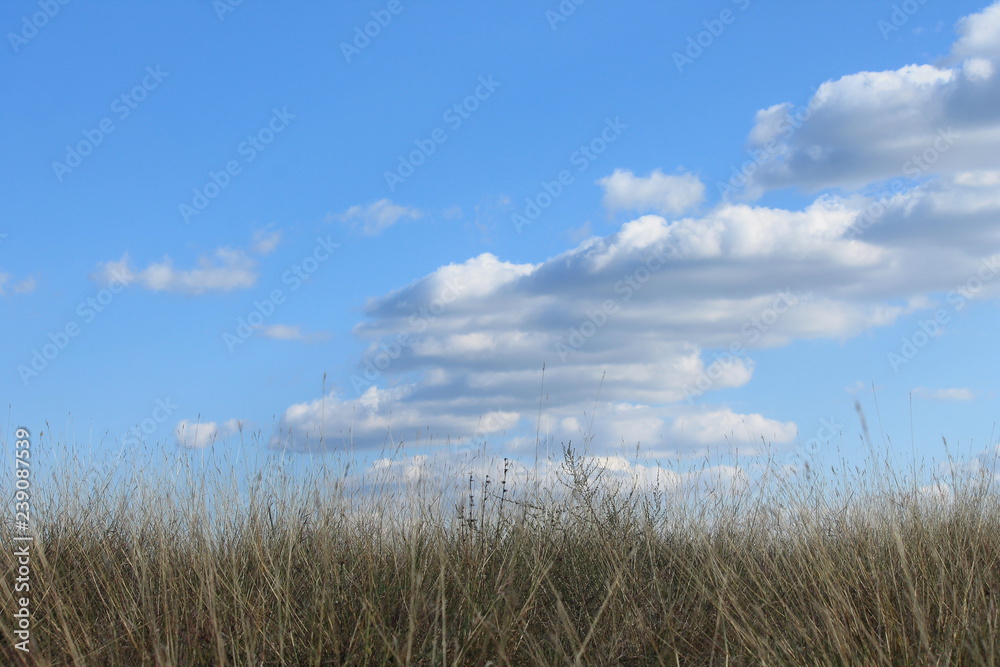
[2,437,999,665]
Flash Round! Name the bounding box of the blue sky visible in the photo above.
[3,0,999,489]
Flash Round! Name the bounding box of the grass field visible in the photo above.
[2,434,999,665]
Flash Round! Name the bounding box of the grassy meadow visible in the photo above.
[2,431,1000,665]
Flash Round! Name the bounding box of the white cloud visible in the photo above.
[175,418,242,448]
[963,57,995,82]
[332,199,422,235]
[742,2,1000,194]
[90,256,135,287]
[268,4,1000,458]
[273,171,1000,454]
[258,324,328,342]
[250,225,282,255]
[93,247,257,295]
[351,450,765,502]
[92,230,285,296]
[260,324,306,340]
[919,482,954,504]
[598,169,704,216]
[0,274,36,296]
[954,169,1000,187]
[222,418,244,434]
[175,420,218,449]
[669,408,797,449]
[845,381,867,395]
[951,2,1000,62]
[12,276,36,294]
[912,387,975,401]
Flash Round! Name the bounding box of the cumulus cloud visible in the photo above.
[912,387,975,401]
[175,420,218,449]
[268,5,1000,460]
[598,169,705,216]
[349,449,765,504]
[175,418,243,449]
[740,2,1000,195]
[332,199,422,235]
[951,2,1000,62]
[669,408,798,449]
[271,168,1000,454]
[919,481,955,504]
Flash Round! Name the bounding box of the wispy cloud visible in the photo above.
[250,225,282,255]
[258,324,329,342]
[331,198,422,235]
[93,248,257,295]
[92,231,281,296]
[0,274,37,296]
[912,387,975,402]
